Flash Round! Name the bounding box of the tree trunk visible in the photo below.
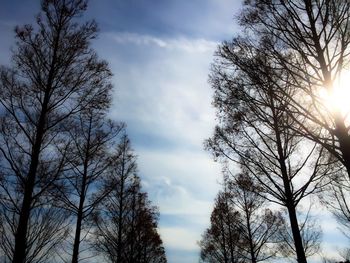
[117,160,125,263]
[335,116,350,177]
[281,161,308,263]
[245,211,256,263]
[12,167,37,263]
[271,93,308,263]
[287,204,307,263]
[71,194,86,263]
[280,158,307,263]
[280,156,307,263]
[12,95,50,263]
[72,121,91,263]
[219,211,228,263]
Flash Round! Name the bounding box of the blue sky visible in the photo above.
[0,1,349,263]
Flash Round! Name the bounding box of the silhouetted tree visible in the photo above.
[199,191,243,263]
[276,206,322,259]
[53,108,123,263]
[227,172,284,262]
[0,1,112,262]
[93,136,167,263]
[238,0,350,178]
[226,0,350,253]
[320,173,350,239]
[0,196,70,263]
[127,189,166,263]
[199,171,284,263]
[206,38,330,262]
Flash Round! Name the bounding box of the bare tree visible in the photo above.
[127,190,167,263]
[199,191,243,263]
[238,0,350,177]
[0,194,70,263]
[276,206,322,259]
[53,108,123,263]
[319,171,350,239]
[206,38,330,262]
[226,172,284,263]
[227,0,350,252]
[0,1,112,262]
[200,171,284,263]
[93,136,167,263]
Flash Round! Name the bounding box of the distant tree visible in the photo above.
[199,191,243,263]
[93,136,167,263]
[0,0,112,262]
[126,188,166,263]
[320,173,350,239]
[320,247,350,263]
[226,172,284,263]
[206,38,330,262]
[199,171,284,263]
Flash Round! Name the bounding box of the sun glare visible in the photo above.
[319,70,350,118]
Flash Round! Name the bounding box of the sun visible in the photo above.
[318,70,350,119]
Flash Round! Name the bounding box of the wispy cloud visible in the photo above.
[108,32,218,53]
[96,29,221,262]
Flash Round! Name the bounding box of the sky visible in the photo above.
[0,1,349,263]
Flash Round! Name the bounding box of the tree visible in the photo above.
[238,0,350,178]
[199,191,243,263]
[206,37,330,262]
[53,108,123,263]
[0,195,70,263]
[93,136,167,263]
[126,189,166,263]
[226,172,284,263]
[319,172,350,239]
[0,0,112,262]
[276,206,322,259]
[228,0,350,250]
[199,171,284,263]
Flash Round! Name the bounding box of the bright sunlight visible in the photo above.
[319,70,350,119]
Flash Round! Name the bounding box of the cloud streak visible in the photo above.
[109,32,218,53]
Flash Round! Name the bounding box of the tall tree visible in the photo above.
[230,0,350,247]
[54,108,123,263]
[0,1,112,262]
[238,0,350,177]
[93,136,167,263]
[206,38,330,262]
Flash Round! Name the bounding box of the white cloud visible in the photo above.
[111,32,167,48]
[108,32,218,53]
[95,33,222,262]
[159,227,200,251]
[105,34,219,154]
